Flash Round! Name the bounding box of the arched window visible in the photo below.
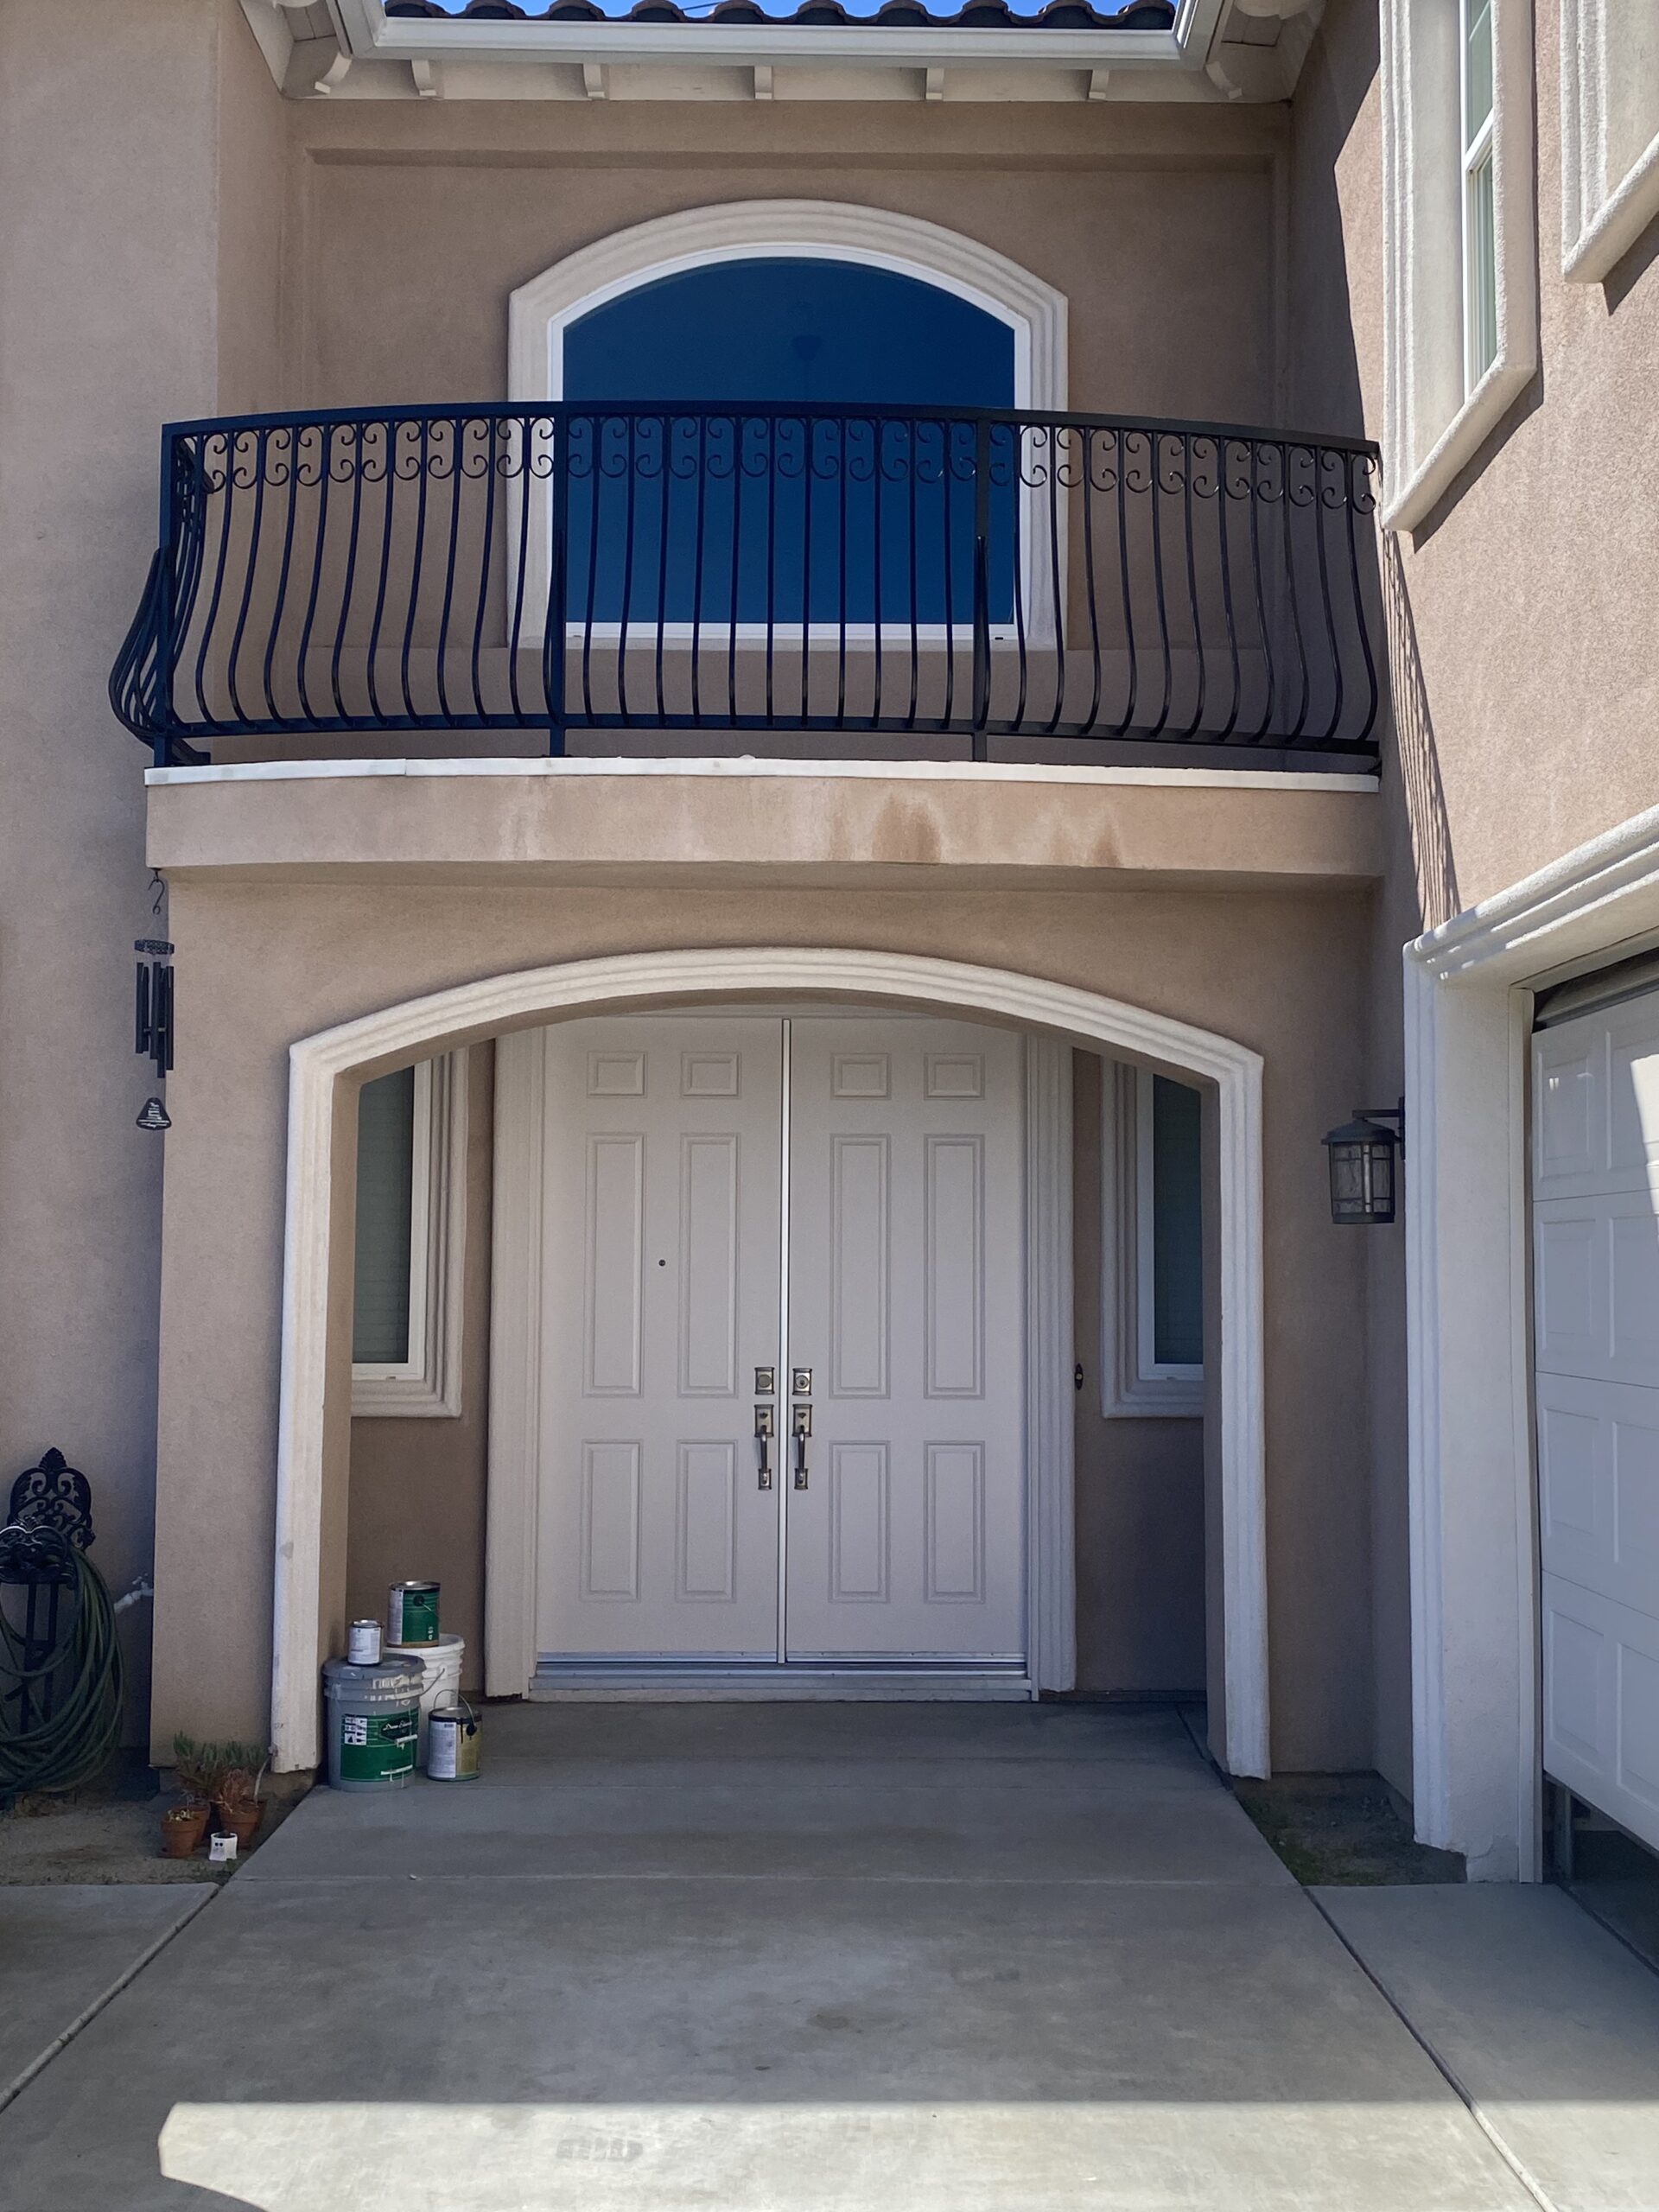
[507,204,1067,642]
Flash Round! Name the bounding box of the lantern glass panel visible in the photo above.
[1326,1128,1395,1224]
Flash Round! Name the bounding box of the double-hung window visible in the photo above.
[1381,0,1536,531]
[352,1053,467,1417]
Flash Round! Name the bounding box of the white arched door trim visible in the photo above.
[272,948,1263,1777]
[505,200,1069,648]
[507,199,1067,415]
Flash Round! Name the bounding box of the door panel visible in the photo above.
[536,1018,782,1660]
[785,1018,1026,1662]
[1533,995,1659,1852]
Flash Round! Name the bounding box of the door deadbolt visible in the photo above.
[791,1367,812,1398]
[754,1366,776,1396]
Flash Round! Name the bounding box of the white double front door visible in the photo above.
[531,1013,1026,1673]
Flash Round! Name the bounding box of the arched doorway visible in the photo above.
[271,948,1264,1779]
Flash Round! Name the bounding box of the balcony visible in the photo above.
[112,404,1382,772]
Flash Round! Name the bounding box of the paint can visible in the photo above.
[386,1580,440,1646]
[322,1656,423,1791]
[346,1618,382,1666]
[383,1632,465,1765]
[427,1702,480,1783]
[207,1832,237,1864]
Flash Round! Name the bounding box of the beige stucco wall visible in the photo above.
[6,0,1408,1764]
[1296,0,1659,910]
[278,99,1285,426]
[146,765,1379,1770]
[1287,0,1659,1802]
[0,0,286,1739]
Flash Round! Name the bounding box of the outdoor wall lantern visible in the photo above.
[1322,1100,1404,1225]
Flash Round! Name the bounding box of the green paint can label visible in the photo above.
[338,1707,418,1783]
[387,1581,440,1645]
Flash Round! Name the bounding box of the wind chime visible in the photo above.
[134,934,174,1130]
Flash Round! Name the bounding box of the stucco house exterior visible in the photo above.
[3,0,1657,1890]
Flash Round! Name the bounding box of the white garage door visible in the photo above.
[1533,989,1659,1853]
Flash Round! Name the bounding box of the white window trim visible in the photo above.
[1381,0,1537,533]
[351,1050,467,1418]
[1100,1060,1204,1420]
[505,200,1067,653]
[1561,2,1659,283]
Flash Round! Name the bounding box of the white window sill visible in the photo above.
[351,1371,462,1420]
[1565,135,1659,283]
[1101,1374,1205,1421]
[1381,354,1535,533]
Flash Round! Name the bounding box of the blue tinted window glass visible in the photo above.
[564,257,1015,409]
[1151,1075,1204,1370]
[560,258,1017,626]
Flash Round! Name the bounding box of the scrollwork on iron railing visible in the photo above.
[111,401,1382,769]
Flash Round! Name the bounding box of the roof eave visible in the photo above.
[329,0,1219,71]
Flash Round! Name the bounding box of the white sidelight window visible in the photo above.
[1381,0,1536,531]
[351,1052,467,1417]
[1561,3,1659,281]
[1101,1061,1205,1419]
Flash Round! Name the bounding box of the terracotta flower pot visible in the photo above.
[214,1799,263,1850]
[162,1802,211,1859]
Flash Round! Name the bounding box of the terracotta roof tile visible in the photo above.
[385,0,1175,29]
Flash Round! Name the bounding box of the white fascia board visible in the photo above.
[335,0,1199,72]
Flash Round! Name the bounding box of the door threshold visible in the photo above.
[528,1665,1037,1702]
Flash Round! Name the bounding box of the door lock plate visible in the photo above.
[791,1367,812,1398]
[754,1366,776,1396]
[791,1402,812,1439]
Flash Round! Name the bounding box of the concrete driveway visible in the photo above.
[1,1704,1656,2211]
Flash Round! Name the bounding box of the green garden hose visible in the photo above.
[0,1535,124,1796]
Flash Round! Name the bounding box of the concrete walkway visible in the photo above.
[0,1705,1655,2211]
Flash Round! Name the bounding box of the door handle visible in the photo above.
[791,1401,811,1490]
[754,1404,776,1491]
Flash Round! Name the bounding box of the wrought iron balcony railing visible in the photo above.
[111,403,1382,770]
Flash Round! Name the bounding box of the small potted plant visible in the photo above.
[162,1734,218,1858]
[213,1741,269,1853]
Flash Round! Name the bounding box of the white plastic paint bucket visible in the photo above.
[383,1632,465,1765]
[428,1703,480,1782]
